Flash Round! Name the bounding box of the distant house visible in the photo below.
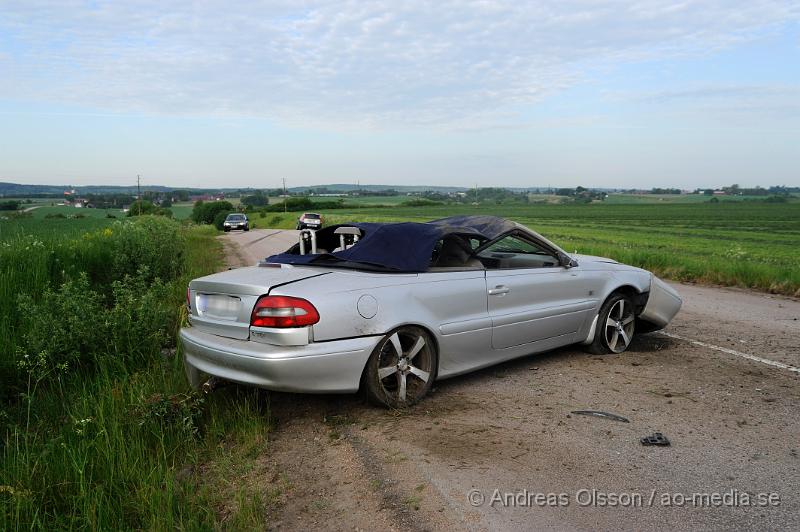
[190,194,225,202]
[712,190,727,196]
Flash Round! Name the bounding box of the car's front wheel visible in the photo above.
[587,293,636,354]
[363,326,437,408]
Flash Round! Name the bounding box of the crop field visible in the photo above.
[260,201,800,296]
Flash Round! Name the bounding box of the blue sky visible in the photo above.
[0,1,798,189]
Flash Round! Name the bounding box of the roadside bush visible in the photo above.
[14,270,176,386]
[16,274,106,380]
[213,210,234,231]
[107,271,176,361]
[110,216,185,284]
[191,200,234,225]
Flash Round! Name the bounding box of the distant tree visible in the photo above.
[191,200,234,224]
[0,200,20,211]
[172,189,190,202]
[127,200,173,218]
[241,190,268,207]
[160,198,172,208]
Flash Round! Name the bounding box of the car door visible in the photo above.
[477,233,595,350]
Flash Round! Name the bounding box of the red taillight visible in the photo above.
[250,296,320,328]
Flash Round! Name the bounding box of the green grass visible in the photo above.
[255,202,800,296]
[169,203,195,219]
[1,218,274,529]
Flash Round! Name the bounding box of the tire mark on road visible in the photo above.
[242,230,283,247]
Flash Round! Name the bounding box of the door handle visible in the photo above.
[488,285,510,296]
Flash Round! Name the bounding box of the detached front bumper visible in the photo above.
[639,275,682,329]
[180,327,380,393]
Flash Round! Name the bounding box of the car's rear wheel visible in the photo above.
[363,326,437,408]
[587,293,636,355]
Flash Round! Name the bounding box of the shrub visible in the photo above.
[16,274,106,379]
[190,201,234,224]
[14,269,177,386]
[109,216,185,284]
[213,211,234,230]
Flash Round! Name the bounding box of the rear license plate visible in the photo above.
[196,294,242,319]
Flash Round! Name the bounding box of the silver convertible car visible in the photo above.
[180,216,681,407]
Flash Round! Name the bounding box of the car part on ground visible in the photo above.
[640,432,671,446]
[570,410,631,423]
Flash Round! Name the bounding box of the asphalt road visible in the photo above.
[218,228,799,531]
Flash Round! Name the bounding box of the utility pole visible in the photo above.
[137,174,141,216]
[282,178,287,213]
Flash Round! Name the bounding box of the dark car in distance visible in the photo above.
[223,213,249,232]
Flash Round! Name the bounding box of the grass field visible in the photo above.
[169,203,195,219]
[602,193,796,204]
[256,202,800,296]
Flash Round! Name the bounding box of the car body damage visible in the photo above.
[180,216,682,407]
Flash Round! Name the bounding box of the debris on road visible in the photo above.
[570,410,630,423]
[640,432,671,446]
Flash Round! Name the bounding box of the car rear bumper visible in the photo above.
[180,327,380,393]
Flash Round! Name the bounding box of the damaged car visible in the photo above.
[180,216,681,407]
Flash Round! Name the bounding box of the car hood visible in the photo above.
[572,253,619,265]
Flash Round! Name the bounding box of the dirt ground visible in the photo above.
[214,229,799,530]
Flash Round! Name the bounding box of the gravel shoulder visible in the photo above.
[216,229,799,530]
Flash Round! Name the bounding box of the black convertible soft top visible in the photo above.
[266,215,519,272]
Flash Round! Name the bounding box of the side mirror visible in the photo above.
[559,253,578,268]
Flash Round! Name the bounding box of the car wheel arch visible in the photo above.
[357,323,441,384]
[582,284,648,345]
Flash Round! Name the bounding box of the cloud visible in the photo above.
[1,1,798,128]
[609,84,800,126]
